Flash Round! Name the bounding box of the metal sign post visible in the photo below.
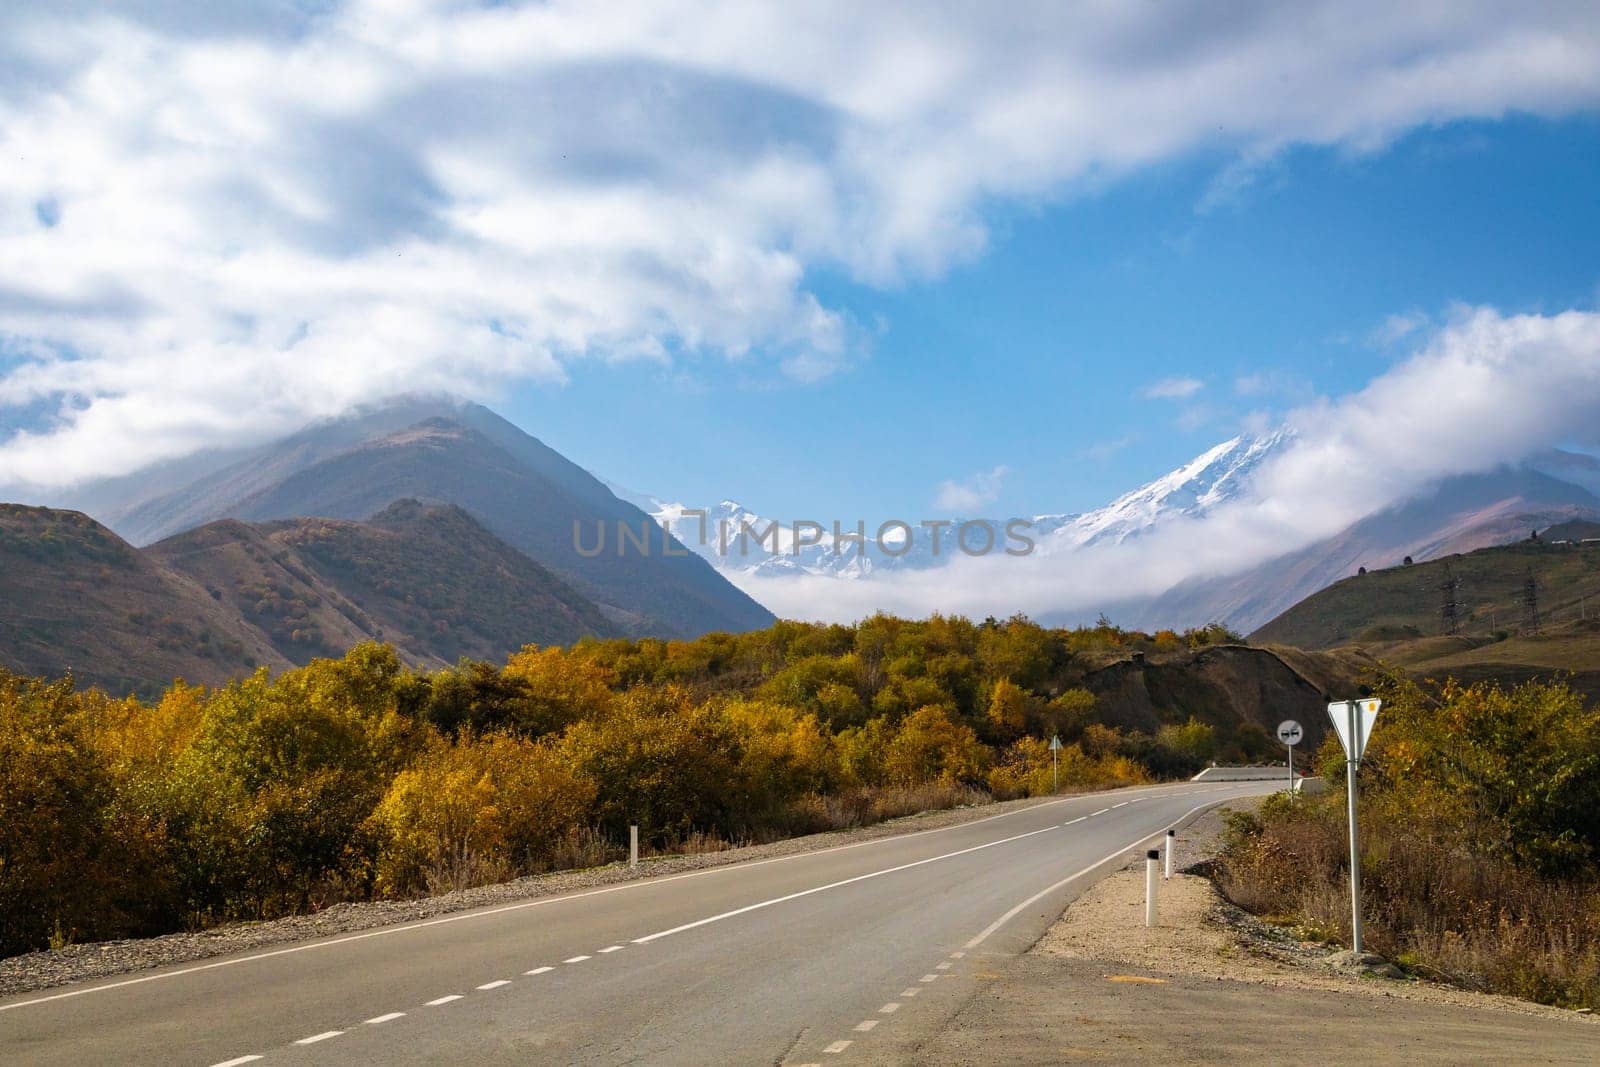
[1049,734,1062,793]
[1326,698,1381,953]
[1276,719,1303,797]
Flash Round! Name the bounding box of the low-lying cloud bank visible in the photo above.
[2,2,1599,486]
[737,307,1600,623]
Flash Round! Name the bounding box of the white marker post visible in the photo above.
[1276,719,1303,798]
[1144,849,1160,926]
[1164,829,1175,879]
[1326,698,1381,953]
[629,825,639,869]
[1049,734,1063,793]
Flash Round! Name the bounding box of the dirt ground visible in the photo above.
[901,805,1598,1066]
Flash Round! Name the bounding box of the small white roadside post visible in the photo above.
[1277,719,1304,798]
[629,825,639,869]
[1164,829,1175,879]
[1144,849,1160,927]
[1326,698,1381,953]
[1048,734,1063,793]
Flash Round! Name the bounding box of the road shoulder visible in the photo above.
[907,802,1598,1066]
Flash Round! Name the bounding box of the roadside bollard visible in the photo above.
[1145,849,1160,927]
[1164,829,1175,879]
[630,825,639,868]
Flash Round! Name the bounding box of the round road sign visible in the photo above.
[1277,719,1304,746]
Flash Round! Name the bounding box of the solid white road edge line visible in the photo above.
[209,1057,262,1067]
[630,820,1068,944]
[0,782,1228,1014]
[963,801,1219,950]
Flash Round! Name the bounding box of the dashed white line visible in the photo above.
[823,1040,853,1054]
[525,966,553,975]
[1111,802,1128,809]
[854,1019,880,1032]
[294,1031,343,1045]
[950,951,966,958]
[880,1003,901,1013]
[1063,815,1087,826]
[1090,807,1111,816]
[210,1057,262,1067]
[598,945,624,953]
[935,961,952,970]
[364,1012,405,1025]
[426,995,463,1006]
[477,980,511,990]
[919,973,939,983]
[564,955,592,964]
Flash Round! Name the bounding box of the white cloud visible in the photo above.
[740,307,1600,622]
[1371,310,1431,345]
[1,3,1599,486]
[935,465,1009,513]
[1143,377,1205,400]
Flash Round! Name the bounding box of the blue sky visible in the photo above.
[503,114,1600,520]
[1,1,1599,548]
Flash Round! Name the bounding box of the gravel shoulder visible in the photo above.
[2,790,1072,999]
[908,798,1597,1067]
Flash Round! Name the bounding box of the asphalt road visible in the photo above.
[0,779,1276,1066]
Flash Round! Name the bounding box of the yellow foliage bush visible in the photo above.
[370,730,596,895]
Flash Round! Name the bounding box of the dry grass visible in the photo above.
[1216,795,1600,1010]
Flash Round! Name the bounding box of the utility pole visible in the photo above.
[1439,562,1461,636]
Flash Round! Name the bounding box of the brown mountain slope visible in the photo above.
[1082,644,1369,756]
[261,499,618,663]
[2,500,621,694]
[149,500,620,670]
[0,505,293,695]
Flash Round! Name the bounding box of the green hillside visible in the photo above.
[1252,534,1600,699]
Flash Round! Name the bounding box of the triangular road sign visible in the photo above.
[1048,734,1063,751]
[1327,698,1381,761]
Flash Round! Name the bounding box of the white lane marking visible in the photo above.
[1063,816,1087,826]
[824,1040,853,1053]
[901,988,920,997]
[880,1003,901,1013]
[2,783,1230,1014]
[965,801,1223,950]
[477,980,511,990]
[1111,802,1128,809]
[365,1012,405,1025]
[525,966,553,975]
[1090,808,1111,816]
[632,820,1068,945]
[294,1031,343,1045]
[919,974,939,983]
[598,945,624,953]
[1129,798,1145,804]
[564,955,591,964]
[426,995,463,1006]
[854,1019,879,1032]
[935,962,952,970]
[210,1057,263,1067]
[950,951,966,958]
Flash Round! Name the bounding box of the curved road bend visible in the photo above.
[0,779,1277,1066]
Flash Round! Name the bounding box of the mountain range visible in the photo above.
[634,431,1600,632]
[60,398,774,640]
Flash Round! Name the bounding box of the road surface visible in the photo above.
[0,779,1275,1066]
